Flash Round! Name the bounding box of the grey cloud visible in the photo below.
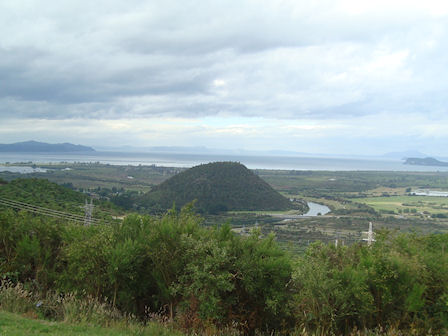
[0,0,447,122]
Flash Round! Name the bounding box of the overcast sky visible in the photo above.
[1,0,448,156]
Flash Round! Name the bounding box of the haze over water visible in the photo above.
[1,152,448,172]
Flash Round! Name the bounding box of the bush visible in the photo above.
[1,206,448,335]
[291,231,448,335]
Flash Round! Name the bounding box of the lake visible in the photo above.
[0,166,47,174]
[1,151,448,172]
[303,201,331,216]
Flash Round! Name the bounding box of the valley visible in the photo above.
[2,162,448,252]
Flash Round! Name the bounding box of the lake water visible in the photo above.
[303,201,331,216]
[0,166,47,174]
[1,151,448,172]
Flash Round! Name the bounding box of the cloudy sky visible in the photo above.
[1,0,448,156]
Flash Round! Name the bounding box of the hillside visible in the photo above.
[0,178,85,211]
[139,161,300,213]
[0,140,95,152]
[0,178,117,219]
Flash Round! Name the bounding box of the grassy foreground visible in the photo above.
[0,311,182,336]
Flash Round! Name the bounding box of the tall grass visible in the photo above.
[0,280,184,335]
[0,280,36,314]
[0,281,132,327]
[0,280,436,336]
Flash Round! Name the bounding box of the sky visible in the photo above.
[1,0,448,156]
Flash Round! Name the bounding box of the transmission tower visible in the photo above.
[83,198,94,226]
[362,222,376,246]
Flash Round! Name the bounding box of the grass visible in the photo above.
[0,281,183,336]
[356,195,448,215]
[0,310,419,336]
[0,310,183,336]
[362,186,407,196]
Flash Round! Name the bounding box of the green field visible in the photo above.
[356,195,448,215]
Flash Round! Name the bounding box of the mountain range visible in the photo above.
[0,141,95,152]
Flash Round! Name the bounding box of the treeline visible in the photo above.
[0,207,447,335]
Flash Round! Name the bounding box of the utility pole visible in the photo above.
[362,222,375,246]
[83,198,94,226]
[335,232,341,247]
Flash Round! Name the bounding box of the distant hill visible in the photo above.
[139,161,302,214]
[404,157,448,167]
[0,141,95,152]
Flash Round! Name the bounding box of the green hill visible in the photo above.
[0,178,85,213]
[139,162,299,213]
[0,178,117,220]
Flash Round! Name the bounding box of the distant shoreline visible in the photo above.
[2,152,448,172]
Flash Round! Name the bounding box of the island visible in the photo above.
[404,157,448,167]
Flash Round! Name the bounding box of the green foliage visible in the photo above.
[174,226,292,332]
[0,209,65,291]
[0,178,85,212]
[0,177,120,220]
[1,204,448,335]
[139,162,298,214]
[291,231,448,334]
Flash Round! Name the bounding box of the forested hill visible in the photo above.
[0,140,95,152]
[0,178,86,214]
[0,178,120,221]
[139,161,299,213]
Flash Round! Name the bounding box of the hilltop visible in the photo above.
[139,161,300,213]
[0,140,95,152]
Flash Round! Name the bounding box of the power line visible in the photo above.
[0,198,86,219]
[0,197,105,225]
[0,198,94,222]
